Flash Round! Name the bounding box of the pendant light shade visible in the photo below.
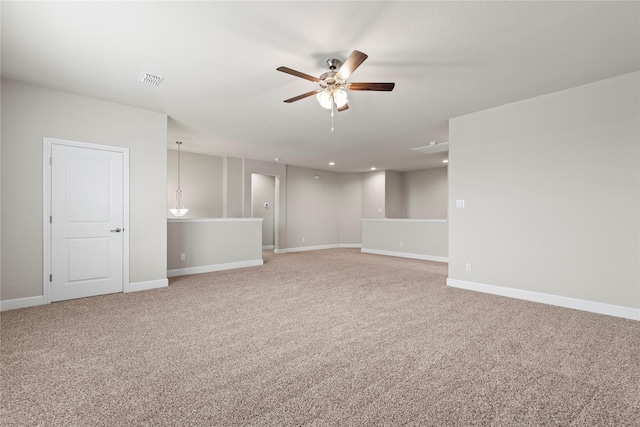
[169,141,189,217]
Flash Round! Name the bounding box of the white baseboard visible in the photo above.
[1,279,170,310]
[0,295,45,311]
[447,278,640,321]
[167,259,263,277]
[281,244,339,254]
[361,248,448,263]
[276,244,361,254]
[125,278,168,293]
[262,245,275,250]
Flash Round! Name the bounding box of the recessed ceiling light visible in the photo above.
[429,141,438,145]
[139,72,163,86]
[442,159,449,163]
[274,158,280,162]
[329,162,335,166]
[370,167,376,171]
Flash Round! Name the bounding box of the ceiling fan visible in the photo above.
[277,50,395,112]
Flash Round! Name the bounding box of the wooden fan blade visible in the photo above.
[276,66,320,83]
[348,82,395,91]
[337,103,349,112]
[283,90,320,103]
[335,50,368,80]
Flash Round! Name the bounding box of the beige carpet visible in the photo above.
[2,249,639,426]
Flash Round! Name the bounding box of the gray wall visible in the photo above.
[449,71,639,309]
[362,220,448,260]
[286,166,339,248]
[1,78,168,301]
[167,150,223,218]
[384,170,403,218]
[402,167,448,219]
[338,173,363,245]
[362,170,386,218]
[223,156,243,218]
[167,219,262,272]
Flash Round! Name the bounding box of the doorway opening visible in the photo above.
[251,173,276,249]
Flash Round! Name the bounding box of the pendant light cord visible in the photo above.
[176,141,182,191]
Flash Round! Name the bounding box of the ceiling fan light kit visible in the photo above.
[277,50,395,126]
[316,88,348,110]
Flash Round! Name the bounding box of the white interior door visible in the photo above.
[51,144,125,302]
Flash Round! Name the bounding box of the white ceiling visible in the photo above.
[2,1,638,172]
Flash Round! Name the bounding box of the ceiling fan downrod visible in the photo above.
[327,58,341,71]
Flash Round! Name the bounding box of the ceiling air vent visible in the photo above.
[412,142,449,155]
[139,72,164,86]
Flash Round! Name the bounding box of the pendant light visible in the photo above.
[169,141,189,217]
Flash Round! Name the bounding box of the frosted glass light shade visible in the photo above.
[316,90,333,109]
[169,208,189,217]
[333,89,348,108]
[317,89,348,109]
[169,189,188,217]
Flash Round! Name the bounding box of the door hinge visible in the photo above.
[50,215,52,224]
[49,157,53,165]
[49,274,52,282]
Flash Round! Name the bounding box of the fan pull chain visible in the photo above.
[331,102,335,132]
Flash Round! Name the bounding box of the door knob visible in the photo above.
[110,228,122,233]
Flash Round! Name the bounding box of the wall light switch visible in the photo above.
[456,200,465,208]
[180,253,186,261]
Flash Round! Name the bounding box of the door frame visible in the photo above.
[250,173,277,249]
[243,163,285,252]
[43,137,130,304]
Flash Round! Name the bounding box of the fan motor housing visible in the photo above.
[320,61,346,89]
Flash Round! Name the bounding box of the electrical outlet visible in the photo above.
[465,263,472,272]
[180,253,186,261]
[302,237,306,243]
[400,241,404,247]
